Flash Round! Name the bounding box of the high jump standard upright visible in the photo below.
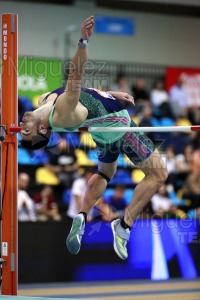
[1,13,18,295]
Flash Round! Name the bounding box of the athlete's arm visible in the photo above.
[57,16,94,111]
[88,88,135,105]
[108,91,135,105]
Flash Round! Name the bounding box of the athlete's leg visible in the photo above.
[112,150,167,260]
[111,121,168,260]
[80,160,118,214]
[124,149,168,227]
[67,141,119,255]
[120,121,168,226]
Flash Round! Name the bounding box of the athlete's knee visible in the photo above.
[156,153,168,183]
[96,169,116,183]
[97,168,117,182]
[162,165,168,182]
[96,170,111,183]
[97,162,117,180]
[142,151,168,186]
[157,164,168,184]
[151,162,168,185]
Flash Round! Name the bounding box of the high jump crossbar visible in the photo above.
[10,125,200,134]
[73,125,200,133]
[1,14,18,295]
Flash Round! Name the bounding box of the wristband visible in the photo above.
[78,38,88,48]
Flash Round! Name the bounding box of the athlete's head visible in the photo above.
[20,111,51,150]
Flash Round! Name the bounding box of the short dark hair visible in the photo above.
[21,129,51,150]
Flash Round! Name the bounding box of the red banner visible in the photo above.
[166,67,200,107]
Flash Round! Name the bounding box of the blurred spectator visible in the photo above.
[151,184,173,217]
[138,105,156,142]
[110,73,132,95]
[196,207,200,219]
[110,73,133,110]
[166,204,187,219]
[163,132,190,155]
[103,185,127,220]
[150,79,168,108]
[163,146,177,186]
[191,149,200,174]
[176,144,193,181]
[151,184,186,219]
[169,76,189,118]
[150,79,173,118]
[91,186,129,222]
[18,172,37,222]
[189,131,200,150]
[66,169,93,219]
[47,139,79,189]
[188,106,200,126]
[33,185,61,221]
[132,78,149,105]
[182,162,200,210]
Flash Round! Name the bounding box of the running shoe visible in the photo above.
[66,214,85,255]
[111,219,130,260]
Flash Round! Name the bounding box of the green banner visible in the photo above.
[18,56,63,105]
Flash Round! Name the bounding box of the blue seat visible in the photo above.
[103,188,133,204]
[62,189,71,205]
[17,133,22,146]
[30,149,50,165]
[109,170,133,185]
[150,117,160,127]
[187,209,196,219]
[152,107,161,118]
[88,151,125,166]
[48,132,61,147]
[103,188,114,200]
[18,148,47,165]
[19,96,35,110]
[124,189,134,204]
[45,132,62,156]
[168,190,187,206]
[18,148,32,164]
[117,153,125,167]
[87,149,98,164]
[62,132,80,148]
[160,117,174,127]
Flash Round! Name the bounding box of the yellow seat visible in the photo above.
[36,167,60,185]
[131,169,145,183]
[176,118,192,134]
[80,133,96,148]
[123,154,134,167]
[131,116,140,125]
[176,118,191,126]
[75,149,95,166]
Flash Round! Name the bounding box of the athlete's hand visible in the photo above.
[109,91,135,105]
[81,16,94,40]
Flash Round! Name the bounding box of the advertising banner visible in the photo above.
[166,67,200,107]
[18,56,63,103]
[94,15,134,35]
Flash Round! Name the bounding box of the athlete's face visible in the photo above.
[20,112,38,140]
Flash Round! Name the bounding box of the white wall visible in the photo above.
[1,0,200,67]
